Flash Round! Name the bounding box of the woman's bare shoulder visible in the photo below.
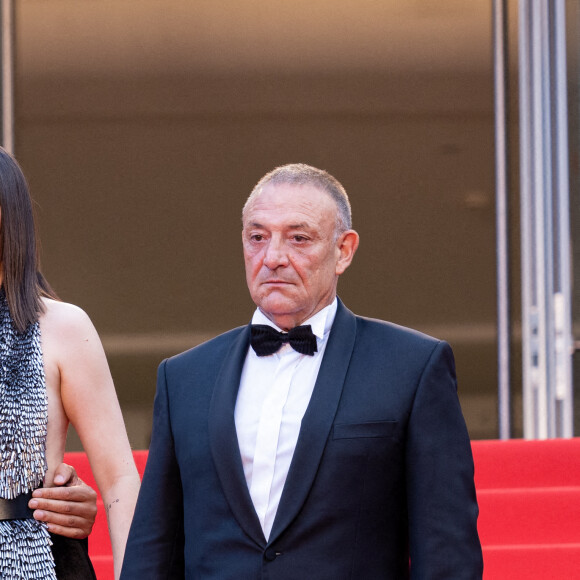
[40,298,97,340]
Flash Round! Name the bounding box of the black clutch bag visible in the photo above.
[50,533,97,580]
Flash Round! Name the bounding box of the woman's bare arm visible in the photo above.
[41,300,140,580]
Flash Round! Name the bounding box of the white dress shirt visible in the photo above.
[234,298,337,540]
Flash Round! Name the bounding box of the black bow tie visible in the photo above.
[250,324,318,357]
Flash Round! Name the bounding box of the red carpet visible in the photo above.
[66,439,580,579]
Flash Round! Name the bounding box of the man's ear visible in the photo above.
[335,230,359,275]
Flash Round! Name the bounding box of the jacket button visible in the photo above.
[264,548,279,561]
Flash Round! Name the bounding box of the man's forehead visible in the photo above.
[243,204,335,234]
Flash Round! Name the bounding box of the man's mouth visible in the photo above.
[263,279,292,285]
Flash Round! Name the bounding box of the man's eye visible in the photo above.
[250,234,263,242]
[293,235,308,242]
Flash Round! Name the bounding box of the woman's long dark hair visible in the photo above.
[0,147,58,332]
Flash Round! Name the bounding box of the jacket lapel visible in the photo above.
[268,299,357,543]
[208,325,267,547]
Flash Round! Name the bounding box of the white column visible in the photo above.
[519,0,574,439]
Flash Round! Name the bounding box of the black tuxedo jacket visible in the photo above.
[121,300,483,579]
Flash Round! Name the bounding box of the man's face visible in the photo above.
[242,182,356,330]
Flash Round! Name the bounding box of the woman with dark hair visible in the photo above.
[0,146,140,580]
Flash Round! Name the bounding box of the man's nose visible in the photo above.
[263,237,289,269]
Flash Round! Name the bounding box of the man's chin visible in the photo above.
[257,289,295,306]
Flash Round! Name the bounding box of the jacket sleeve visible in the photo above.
[406,341,483,579]
[120,360,185,580]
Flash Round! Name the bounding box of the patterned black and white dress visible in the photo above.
[0,289,56,579]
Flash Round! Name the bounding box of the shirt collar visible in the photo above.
[251,298,338,341]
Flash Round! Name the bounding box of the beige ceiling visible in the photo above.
[18,0,497,76]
